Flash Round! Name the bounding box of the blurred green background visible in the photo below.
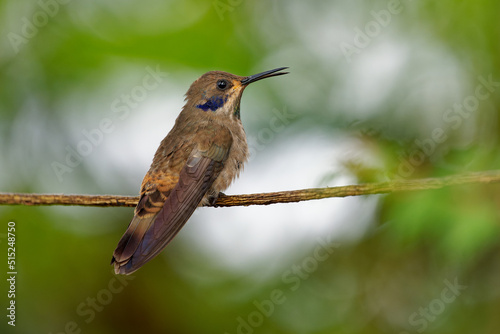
[1,0,500,333]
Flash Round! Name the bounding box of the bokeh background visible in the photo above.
[1,0,500,333]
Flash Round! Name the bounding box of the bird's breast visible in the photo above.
[208,123,249,199]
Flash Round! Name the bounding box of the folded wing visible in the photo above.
[112,143,229,275]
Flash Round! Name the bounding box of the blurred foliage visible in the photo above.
[1,0,500,333]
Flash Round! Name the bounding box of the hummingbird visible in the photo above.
[111,67,289,275]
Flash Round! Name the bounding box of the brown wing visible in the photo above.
[111,143,230,275]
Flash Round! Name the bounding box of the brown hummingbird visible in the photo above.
[111,67,289,275]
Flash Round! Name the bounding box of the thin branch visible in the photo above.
[1,170,500,208]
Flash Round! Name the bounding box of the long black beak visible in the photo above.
[241,67,289,85]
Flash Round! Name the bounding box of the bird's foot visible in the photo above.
[208,192,225,207]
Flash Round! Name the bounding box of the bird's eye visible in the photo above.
[217,79,228,90]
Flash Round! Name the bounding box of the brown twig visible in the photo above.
[1,170,499,208]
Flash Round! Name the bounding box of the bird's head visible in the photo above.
[184,67,288,120]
